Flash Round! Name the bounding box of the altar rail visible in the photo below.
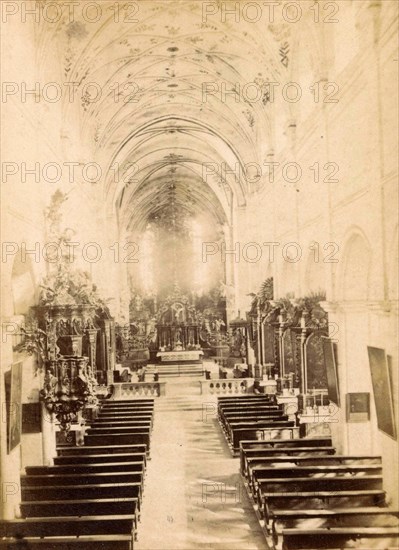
[112,382,166,399]
[199,378,254,395]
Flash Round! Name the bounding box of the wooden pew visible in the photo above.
[280,526,399,549]
[219,415,286,434]
[54,452,146,466]
[99,405,154,413]
[218,404,281,411]
[95,416,153,425]
[219,410,285,428]
[256,474,384,510]
[245,453,381,470]
[218,404,281,415]
[86,424,151,435]
[0,534,133,549]
[241,447,337,475]
[21,471,143,488]
[220,414,287,434]
[217,396,275,403]
[26,461,144,476]
[84,431,150,449]
[229,423,297,454]
[240,437,332,451]
[22,481,142,502]
[270,507,399,535]
[251,464,383,497]
[262,489,387,524]
[101,399,154,408]
[20,498,139,520]
[220,411,283,422]
[239,438,334,473]
[56,444,147,457]
[94,417,153,424]
[0,515,136,545]
[97,409,154,416]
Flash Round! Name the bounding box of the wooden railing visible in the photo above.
[112,382,166,399]
[199,378,254,395]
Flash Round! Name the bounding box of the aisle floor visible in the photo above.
[135,379,266,550]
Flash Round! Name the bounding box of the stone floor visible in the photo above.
[135,378,266,550]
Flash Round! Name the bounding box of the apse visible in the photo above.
[128,181,225,300]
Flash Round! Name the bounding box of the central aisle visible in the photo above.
[135,378,266,550]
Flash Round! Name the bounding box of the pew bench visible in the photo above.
[218,404,281,412]
[21,471,143,489]
[26,461,145,476]
[241,447,336,475]
[239,438,334,472]
[102,397,154,407]
[99,406,154,413]
[54,452,147,466]
[256,474,383,509]
[219,411,286,428]
[221,410,285,418]
[251,466,383,501]
[100,402,154,407]
[244,453,381,474]
[262,490,387,523]
[20,497,140,523]
[280,526,399,549]
[101,400,154,408]
[86,424,152,435]
[240,437,332,451]
[217,396,275,403]
[219,415,286,434]
[56,444,148,457]
[96,412,154,420]
[0,534,134,549]
[250,464,383,495]
[0,515,136,547]
[22,481,142,502]
[270,507,399,533]
[94,417,153,425]
[218,401,282,411]
[84,431,150,449]
[218,405,281,416]
[229,425,299,455]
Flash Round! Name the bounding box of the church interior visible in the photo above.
[1,1,398,548]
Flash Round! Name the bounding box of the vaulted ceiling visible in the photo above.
[35,0,294,233]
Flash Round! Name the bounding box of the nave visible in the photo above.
[1,371,398,549]
[1,2,398,548]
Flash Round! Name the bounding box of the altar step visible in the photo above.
[146,364,205,378]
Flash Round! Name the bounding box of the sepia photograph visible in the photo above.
[0,1,398,548]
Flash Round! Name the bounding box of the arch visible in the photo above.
[338,227,372,301]
[304,248,326,295]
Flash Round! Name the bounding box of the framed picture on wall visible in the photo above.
[367,346,397,440]
[322,337,340,406]
[4,361,23,453]
[346,393,370,422]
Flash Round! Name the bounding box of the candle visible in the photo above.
[278,314,283,324]
[300,315,306,329]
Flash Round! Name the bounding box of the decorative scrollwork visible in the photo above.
[40,356,98,432]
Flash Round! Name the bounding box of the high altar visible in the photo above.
[156,294,203,362]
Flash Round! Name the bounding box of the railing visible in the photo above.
[112,382,166,399]
[199,378,255,395]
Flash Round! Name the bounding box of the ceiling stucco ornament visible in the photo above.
[34,1,294,235]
